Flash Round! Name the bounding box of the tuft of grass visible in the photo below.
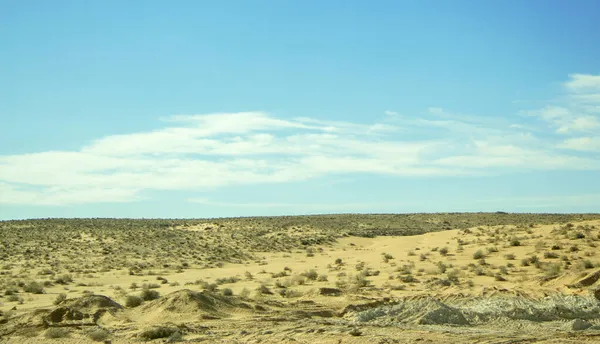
[44,328,70,339]
[473,250,485,259]
[53,293,67,305]
[88,329,110,342]
[139,326,179,340]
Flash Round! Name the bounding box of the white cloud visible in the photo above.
[384,110,398,116]
[558,137,600,152]
[565,74,600,91]
[3,76,600,206]
[525,75,600,134]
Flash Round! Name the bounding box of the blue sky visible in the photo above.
[1,0,599,219]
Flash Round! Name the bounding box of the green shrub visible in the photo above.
[24,281,45,294]
[140,288,160,301]
[125,295,143,308]
[54,274,73,285]
[473,250,485,259]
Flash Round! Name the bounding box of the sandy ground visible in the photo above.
[2,218,600,343]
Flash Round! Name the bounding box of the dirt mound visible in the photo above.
[350,294,600,329]
[44,295,123,326]
[569,269,600,287]
[417,304,470,326]
[135,289,251,322]
[350,297,469,326]
[0,295,123,338]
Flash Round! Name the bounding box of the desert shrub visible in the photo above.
[291,275,306,285]
[487,246,499,253]
[54,293,67,305]
[256,284,273,295]
[317,274,328,282]
[23,281,45,294]
[573,232,586,239]
[301,269,318,281]
[278,288,303,298]
[204,283,219,292]
[447,269,461,283]
[271,271,287,278]
[141,288,160,301]
[504,253,516,260]
[221,288,233,296]
[570,245,580,252]
[398,274,417,283]
[382,253,394,262]
[544,251,559,259]
[45,328,70,339]
[240,288,250,299]
[578,260,595,270]
[125,295,143,308]
[7,294,22,302]
[509,237,521,246]
[473,250,485,259]
[544,263,562,277]
[139,326,178,340]
[88,329,110,342]
[494,274,507,281]
[244,271,253,280]
[54,274,73,285]
[437,262,447,274]
[551,244,562,250]
[215,276,241,284]
[439,247,449,256]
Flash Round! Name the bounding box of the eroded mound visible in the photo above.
[44,295,123,326]
[134,289,252,322]
[350,294,600,330]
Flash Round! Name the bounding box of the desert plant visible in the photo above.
[139,326,179,340]
[473,250,485,259]
[301,269,318,281]
[54,293,67,305]
[88,329,110,342]
[125,295,143,308]
[317,274,328,282]
[45,328,70,339]
[23,281,45,294]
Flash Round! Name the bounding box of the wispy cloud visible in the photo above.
[525,74,600,136]
[1,74,600,206]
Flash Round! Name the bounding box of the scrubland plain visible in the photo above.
[2,213,600,343]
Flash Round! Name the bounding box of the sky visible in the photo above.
[1,0,599,220]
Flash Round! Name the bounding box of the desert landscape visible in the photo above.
[1,214,600,343]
